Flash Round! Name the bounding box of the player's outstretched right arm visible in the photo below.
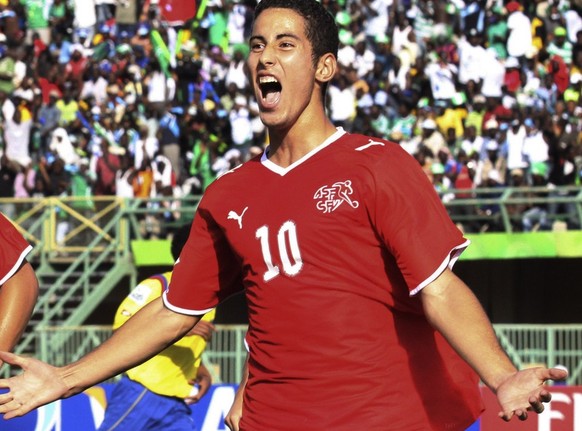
[0,296,200,419]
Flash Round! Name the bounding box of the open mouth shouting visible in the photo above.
[258,75,282,109]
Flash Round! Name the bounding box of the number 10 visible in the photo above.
[256,221,303,281]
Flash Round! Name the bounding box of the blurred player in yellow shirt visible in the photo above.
[97,224,216,431]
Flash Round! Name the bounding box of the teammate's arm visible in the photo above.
[0,260,39,365]
[421,268,568,422]
[0,297,200,419]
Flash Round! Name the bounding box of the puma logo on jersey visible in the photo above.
[314,180,360,213]
[355,139,385,151]
[228,207,249,229]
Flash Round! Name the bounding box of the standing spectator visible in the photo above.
[37,89,61,153]
[56,86,80,127]
[20,0,51,45]
[480,48,506,100]
[0,47,18,94]
[3,96,32,169]
[0,154,19,218]
[416,117,446,157]
[457,29,488,93]
[144,60,176,115]
[460,123,485,160]
[547,26,573,65]
[157,105,182,183]
[134,124,159,171]
[522,118,549,176]
[64,44,88,91]
[361,0,391,42]
[36,63,62,104]
[505,1,533,62]
[229,95,253,161]
[224,48,249,91]
[327,72,356,131]
[352,36,376,79]
[475,124,507,186]
[226,1,249,51]
[503,118,528,182]
[48,31,73,66]
[92,142,121,196]
[425,50,458,104]
[486,5,509,60]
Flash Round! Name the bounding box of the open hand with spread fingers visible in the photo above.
[496,366,569,421]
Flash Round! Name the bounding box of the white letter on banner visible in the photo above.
[539,393,570,431]
[575,393,582,431]
[34,401,61,431]
[200,386,236,431]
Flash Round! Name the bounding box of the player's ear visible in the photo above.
[315,53,337,84]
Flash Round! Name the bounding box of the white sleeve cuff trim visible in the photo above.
[0,244,32,286]
[161,290,215,316]
[409,239,470,296]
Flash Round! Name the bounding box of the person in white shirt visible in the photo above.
[425,51,458,103]
[503,119,528,179]
[353,37,376,78]
[458,30,488,89]
[229,95,253,161]
[327,73,356,131]
[506,1,532,60]
[481,48,506,99]
[521,118,549,168]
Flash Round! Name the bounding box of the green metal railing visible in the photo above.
[440,185,582,233]
[31,324,582,386]
[1,190,581,380]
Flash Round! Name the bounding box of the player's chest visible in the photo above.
[218,171,370,266]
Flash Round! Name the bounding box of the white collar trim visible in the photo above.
[261,128,346,176]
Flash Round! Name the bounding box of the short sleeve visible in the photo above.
[0,213,32,285]
[163,204,243,315]
[367,146,468,294]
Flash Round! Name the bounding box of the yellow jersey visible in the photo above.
[113,271,216,398]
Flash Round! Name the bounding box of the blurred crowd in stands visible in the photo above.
[0,0,580,237]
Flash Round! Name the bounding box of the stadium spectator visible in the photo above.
[506,1,533,62]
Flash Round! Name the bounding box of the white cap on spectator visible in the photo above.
[485,119,499,130]
[505,57,519,68]
[421,119,437,130]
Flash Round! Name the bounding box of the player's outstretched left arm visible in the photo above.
[421,268,568,422]
[0,297,200,419]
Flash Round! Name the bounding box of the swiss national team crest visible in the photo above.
[314,180,360,213]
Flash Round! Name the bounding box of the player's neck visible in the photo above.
[267,118,337,168]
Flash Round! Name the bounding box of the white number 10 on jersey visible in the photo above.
[256,221,303,281]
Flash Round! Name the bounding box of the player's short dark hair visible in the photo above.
[171,223,193,261]
[253,0,339,66]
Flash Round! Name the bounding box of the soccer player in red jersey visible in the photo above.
[0,1,568,429]
[0,212,38,365]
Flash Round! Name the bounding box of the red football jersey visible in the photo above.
[165,130,484,430]
[0,213,32,285]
